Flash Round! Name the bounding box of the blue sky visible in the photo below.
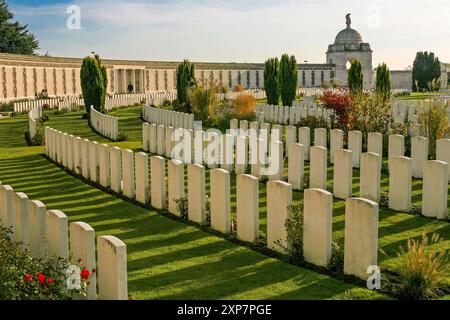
[8,0,450,69]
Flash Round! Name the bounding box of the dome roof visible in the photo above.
[334,27,363,44]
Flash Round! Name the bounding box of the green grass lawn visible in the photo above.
[1,106,449,299]
[0,111,391,300]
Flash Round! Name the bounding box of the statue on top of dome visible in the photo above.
[346,13,351,29]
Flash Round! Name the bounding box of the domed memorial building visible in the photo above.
[0,14,447,101]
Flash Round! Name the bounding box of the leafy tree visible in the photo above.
[375,63,392,102]
[278,54,298,106]
[412,52,441,92]
[263,58,280,105]
[80,54,108,116]
[0,0,39,55]
[348,59,363,94]
[176,60,196,112]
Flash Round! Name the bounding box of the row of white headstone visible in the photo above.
[28,106,42,140]
[255,103,332,125]
[142,105,195,130]
[0,183,128,300]
[43,127,379,280]
[217,89,266,101]
[89,106,119,141]
[231,119,450,177]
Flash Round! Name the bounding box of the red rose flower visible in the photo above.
[37,272,46,284]
[80,269,90,280]
[47,278,55,284]
[78,258,83,263]
[24,274,33,282]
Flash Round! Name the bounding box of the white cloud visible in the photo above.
[10,0,450,69]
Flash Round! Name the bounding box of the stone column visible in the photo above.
[360,152,381,202]
[187,164,205,224]
[236,174,259,243]
[267,180,292,253]
[310,146,327,190]
[150,156,166,209]
[344,198,378,279]
[333,149,353,199]
[210,168,231,234]
[303,188,333,267]
[288,143,304,191]
[389,156,412,212]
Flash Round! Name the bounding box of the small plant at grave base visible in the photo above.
[116,130,129,142]
[40,115,49,122]
[328,241,344,273]
[68,258,97,298]
[204,195,211,225]
[256,231,267,248]
[410,205,422,216]
[230,216,237,235]
[392,233,449,300]
[303,175,310,189]
[174,195,188,220]
[379,192,389,208]
[280,200,304,262]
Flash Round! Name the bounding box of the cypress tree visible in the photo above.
[375,63,391,101]
[264,58,280,105]
[348,59,363,94]
[412,52,441,92]
[176,60,196,111]
[278,54,298,106]
[80,54,108,116]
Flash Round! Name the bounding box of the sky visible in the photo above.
[8,0,450,70]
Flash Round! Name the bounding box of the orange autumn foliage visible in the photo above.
[234,93,256,117]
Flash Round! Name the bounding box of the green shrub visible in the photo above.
[116,130,129,142]
[280,200,304,261]
[393,233,449,300]
[80,54,108,116]
[176,60,197,112]
[418,99,449,159]
[188,85,218,122]
[328,241,344,273]
[0,225,71,300]
[278,54,298,106]
[174,195,188,220]
[348,59,363,94]
[264,57,280,105]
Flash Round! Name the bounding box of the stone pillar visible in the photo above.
[411,136,429,178]
[122,149,135,198]
[46,209,69,259]
[210,169,231,234]
[267,180,292,253]
[187,164,205,224]
[310,146,327,190]
[348,130,362,168]
[168,160,185,216]
[98,144,110,187]
[110,147,122,193]
[150,156,166,209]
[14,192,29,246]
[69,222,96,300]
[436,139,450,182]
[288,143,304,191]
[330,129,343,164]
[422,160,448,219]
[298,127,310,161]
[314,128,327,148]
[135,152,149,204]
[303,188,333,267]
[97,235,128,300]
[28,200,46,259]
[344,198,378,279]
[333,149,353,199]
[236,174,259,243]
[360,152,381,202]
[389,156,412,212]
